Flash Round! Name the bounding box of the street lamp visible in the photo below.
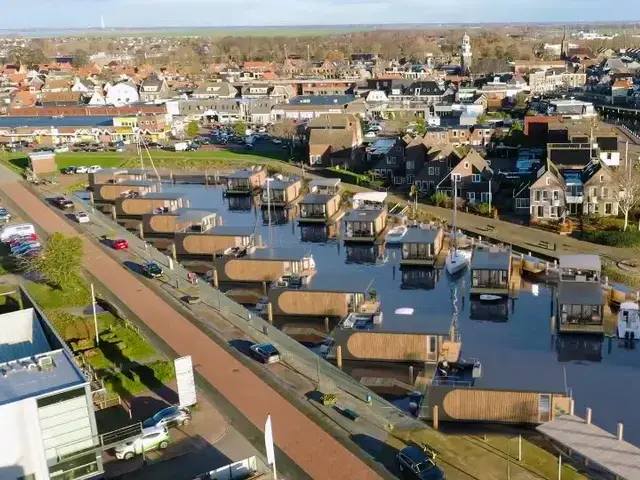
[265,177,274,247]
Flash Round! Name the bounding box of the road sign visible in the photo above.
[174,355,197,407]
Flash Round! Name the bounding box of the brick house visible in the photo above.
[307,114,362,167]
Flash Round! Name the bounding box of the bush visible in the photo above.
[585,230,640,247]
[430,191,449,207]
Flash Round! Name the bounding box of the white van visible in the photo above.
[0,223,35,243]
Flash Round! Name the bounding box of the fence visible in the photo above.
[74,195,402,426]
[194,455,270,480]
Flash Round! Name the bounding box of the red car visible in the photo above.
[112,238,129,250]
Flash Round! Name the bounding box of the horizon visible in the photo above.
[2,0,640,31]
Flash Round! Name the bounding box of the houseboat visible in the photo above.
[298,193,343,224]
[267,276,376,317]
[88,168,148,189]
[327,308,460,365]
[114,192,185,218]
[299,223,340,242]
[470,247,512,297]
[261,176,302,207]
[214,246,316,284]
[225,167,266,195]
[557,255,604,334]
[401,268,438,290]
[399,226,444,267]
[175,226,255,257]
[141,208,218,237]
[343,192,388,243]
[308,178,341,195]
[92,179,159,203]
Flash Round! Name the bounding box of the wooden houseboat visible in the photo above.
[470,247,512,296]
[214,246,316,283]
[175,226,255,257]
[268,277,376,317]
[327,308,460,365]
[343,192,388,243]
[262,206,298,225]
[92,179,159,203]
[308,178,341,195]
[227,195,259,211]
[261,177,302,207]
[141,208,217,237]
[225,167,266,195]
[399,226,444,267]
[557,255,604,334]
[299,193,342,224]
[88,168,148,189]
[114,192,185,218]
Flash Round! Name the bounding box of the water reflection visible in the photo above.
[227,195,258,211]
[400,267,438,291]
[346,244,387,265]
[299,223,340,243]
[470,297,510,322]
[556,335,603,363]
[261,206,297,225]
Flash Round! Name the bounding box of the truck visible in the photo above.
[174,142,189,152]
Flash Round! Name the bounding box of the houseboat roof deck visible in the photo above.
[344,209,385,223]
[309,178,341,189]
[559,254,601,272]
[352,191,388,205]
[264,178,300,190]
[558,281,605,305]
[278,275,371,294]
[400,226,441,244]
[301,193,338,204]
[108,179,157,187]
[139,192,184,200]
[199,226,255,237]
[228,168,264,179]
[471,248,511,271]
[339,312,380,331]
[175,207,218,223]
[248,246,312,261]
[537,415,640,480]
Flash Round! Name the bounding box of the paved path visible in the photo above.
[0,180,382,480]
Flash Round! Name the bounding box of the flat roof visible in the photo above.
[537,415,640,479]
[0,308,87,405]
[344,209,385,223]
[401,227,441,244]
[352,192,388,203]
[558,281,605,305]
[203,226,254,237]
[385,308,453,335]
[471,248,511,270]
[249,247,310,261]
[265,178,299,190]
[303,275,372,293]
[176,208,218,223]
[301,193,337,204]
[112,179,156,187]
[228,169,263,179]
[139,192,183,200]
[309,178,341,188]
[559,254,601,271]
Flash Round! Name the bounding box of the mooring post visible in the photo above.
[324,317,330,333]
[336,345,343,369]
[138,223,144,240]
[89,191,94,204]
[213,269,219,288]
[617,423,624,441]
[171,244,177,261]
[267,302,273,324]
[409,365,414,385]
[262,281,267,296]
[432,405,439,430]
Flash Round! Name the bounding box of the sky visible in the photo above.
[0,0,637,30]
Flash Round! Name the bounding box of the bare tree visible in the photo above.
[612,144,640,231]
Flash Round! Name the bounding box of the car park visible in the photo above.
[54,146,69,153]
[249,343,280,364]
[142,405,191,429]
[141,261,163,278]
[0,223,36,243]
[112,238,129,250]
[114,426,170,460]
[397,446,445,479]
[74,212,90,224]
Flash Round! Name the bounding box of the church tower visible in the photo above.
[561,25,569,59]
[460,33,472,73]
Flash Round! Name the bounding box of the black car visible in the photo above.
[397,447,445,479]
[142,261,164,278]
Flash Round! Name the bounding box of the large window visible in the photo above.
[516,198,530,209]
[472,269,508,288]
[402,242,431,259]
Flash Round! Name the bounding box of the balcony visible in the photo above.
[566,195,583,204]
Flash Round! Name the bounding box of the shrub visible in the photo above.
[585,230,640,247]
[430,191,449,207]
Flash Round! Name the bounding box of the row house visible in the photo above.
[301,81,354,96]
[191,81,238,99]
[240,83,296,103]
[414,143,462,193]
[434,149,495,205]
[528,68,587,94]
[139,75,170,102]
[271,95,366,121]
[307,114,362,167]
[388,80,448,105]
[367,138,406,185]
[178,98,247,123]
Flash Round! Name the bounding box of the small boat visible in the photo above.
[617,302,640,340]
[445,248,471,275]
[479,294,502,302]
[385,225,408,244]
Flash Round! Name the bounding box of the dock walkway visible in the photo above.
[537,414,640,479]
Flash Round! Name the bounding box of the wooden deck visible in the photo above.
[509,255,522,299]
[439,340,461,363]
[359,376,415,392]
[434,236,451,269]
[537,415,640,479]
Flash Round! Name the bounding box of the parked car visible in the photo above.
[0,208,11,222]
[112,238,129,250]
[53,197,74,210]
[7,233,37,247]
[12,242,41,255]
[271,138,282,144]
[114,426,170,460]
[141,261,163,278]
[74,166,88,174]
[87,165,102,174]
[142,405,191,429]
[63,166,77,174]
[249,343,280,364]
[397,446,445,480]
[54,146,69,153]
[0,223,35,243]
[74,212,90,224]
[365,131,377,139]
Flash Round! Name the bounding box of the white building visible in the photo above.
[460,33,472,72]
[0,297,102,480]
[105,82,139,106]
[365,90,389,103]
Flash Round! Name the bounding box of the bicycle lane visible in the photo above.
[0,180,382,480]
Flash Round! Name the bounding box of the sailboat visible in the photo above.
[617,302,640,340]
[445,176,471,275]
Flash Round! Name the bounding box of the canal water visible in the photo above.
[145,184,640,443]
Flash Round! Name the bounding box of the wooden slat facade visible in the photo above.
[94,183,157,202]
[175,233,251,256]
[115,197,184,216]
[346,332,440,362]
[269,290,356,317]
[216,257,305,283]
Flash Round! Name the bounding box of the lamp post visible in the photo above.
[266,177,273,247]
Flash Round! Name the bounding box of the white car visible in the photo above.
[74,212,90,224]
[87,165,102,173]
[271,138,282,144]
[114,426,170,460]
[365,131,377,139]
[74,166,88,174]
[54,146,69,153]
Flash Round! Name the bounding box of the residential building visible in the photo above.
[367,138,406,185]
[191,82,237,99]
[307,114,362,167]
[139,75,170,102]
[104,81,139,106]
[436,149,495,205]
[415,143,462,193]
[177,98,247,123]
[404,136,428,185]
[582,161,619,216]
[271,95,365,121]
[529,161,566,221]
[595,136,621,167]
[0,289,103,480]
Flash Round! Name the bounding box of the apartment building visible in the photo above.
[528,68,586,94]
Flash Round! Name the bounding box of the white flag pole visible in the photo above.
[265,414,277,479]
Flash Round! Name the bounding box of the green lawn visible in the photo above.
[25,278,91,309]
